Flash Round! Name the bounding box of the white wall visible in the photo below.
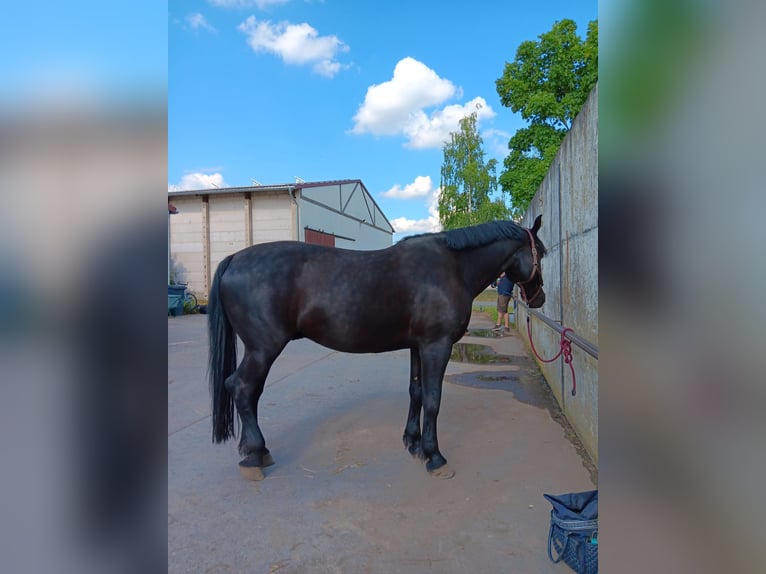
[209,194,248,281]
[252,193,294,243]
[169,192,296,297]
[169,197,205,292]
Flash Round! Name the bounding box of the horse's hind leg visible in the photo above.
[225,346,281,480]
[403,348,424,459]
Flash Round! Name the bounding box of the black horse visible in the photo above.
[208,216,547,480]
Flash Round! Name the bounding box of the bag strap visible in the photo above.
[547,522,570,564]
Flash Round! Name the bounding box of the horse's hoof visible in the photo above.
[428,464,455,479]
[238,463,265,481]
[239,455,268,481]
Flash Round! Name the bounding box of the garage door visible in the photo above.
[305,228,335,247]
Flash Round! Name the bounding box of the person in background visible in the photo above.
[493,272,515,333]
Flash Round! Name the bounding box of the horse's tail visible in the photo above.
[208,254,237,444]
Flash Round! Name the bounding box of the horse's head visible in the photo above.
[505,215,547,308]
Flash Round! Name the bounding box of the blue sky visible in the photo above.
[1,2,166,107]
[169,0,596,240]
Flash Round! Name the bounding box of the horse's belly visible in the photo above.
[305,327,409,354]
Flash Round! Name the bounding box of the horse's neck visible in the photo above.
[454,239,522,296]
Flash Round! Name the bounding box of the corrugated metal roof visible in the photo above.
[167,183,297,197]
[167,178,363,197]
[167,179,394,232]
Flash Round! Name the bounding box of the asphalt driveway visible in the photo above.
[168,312,595,573]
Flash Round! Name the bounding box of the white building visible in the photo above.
[168,179,394,298]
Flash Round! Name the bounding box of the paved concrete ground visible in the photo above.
[169,309,596,573]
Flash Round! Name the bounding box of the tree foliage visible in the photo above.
[438,111,510,230]
[495,19,598,216]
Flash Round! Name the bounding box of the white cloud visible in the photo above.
[390,217,437,234]
[351,57,457,137]
[389,184,442,237]
[405,97,496,149]
[313,59,342,78]
[169,172,228,191]
[209,0,288,8]
[351,58,495,149]
[237,16,349,77]
[381,175,434,199]
[187,13,216,32]
[482,127,512,160]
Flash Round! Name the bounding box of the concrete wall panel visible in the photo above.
[169,197,205,294]
[517,84,598,463]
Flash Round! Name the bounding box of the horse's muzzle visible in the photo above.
[528,290,545,308]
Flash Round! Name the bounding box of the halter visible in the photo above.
[516,228,543,304]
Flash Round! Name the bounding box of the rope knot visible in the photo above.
[526,321,578,396]
[561,328,574,365]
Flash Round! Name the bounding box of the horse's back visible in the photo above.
[217,238,470,352]
[223,239,445,288]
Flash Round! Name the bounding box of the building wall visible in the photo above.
[209,194,248,283]
[300,182,393,250]
[252,192,294,243]
[169,181,393,298]
[299,199,393,250]
[516,84,598,464]
[169,197,205,290]
[169,192,294,297]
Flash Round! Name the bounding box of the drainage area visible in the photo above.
[465,325,515,339]
[450,342,513,364]
[447,343,543,405]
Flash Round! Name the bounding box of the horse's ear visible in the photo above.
[531,214,542,234]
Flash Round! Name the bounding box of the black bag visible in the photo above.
[544,490,598,574]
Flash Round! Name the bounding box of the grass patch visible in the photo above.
[472,298,499,324]
[471,289,517,327]
[474,288,497,303]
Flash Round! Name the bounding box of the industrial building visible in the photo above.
[168,179,394,297]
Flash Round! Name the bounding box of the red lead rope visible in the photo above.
[526,315,577,396]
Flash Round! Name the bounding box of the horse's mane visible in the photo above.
[401,220,529,250]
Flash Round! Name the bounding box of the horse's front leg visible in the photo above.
[419,340,455,479]
[403,348,424,459]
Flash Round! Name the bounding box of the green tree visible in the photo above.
[438,110,510,230]
[495,19,598,216]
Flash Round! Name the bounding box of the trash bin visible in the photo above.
[168,284,186,316]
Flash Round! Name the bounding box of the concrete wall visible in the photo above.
[209,194,249,282]
[169,192,294,297]
[252,193,295,243]
[169,197,205,291]
[516,84,598,464]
